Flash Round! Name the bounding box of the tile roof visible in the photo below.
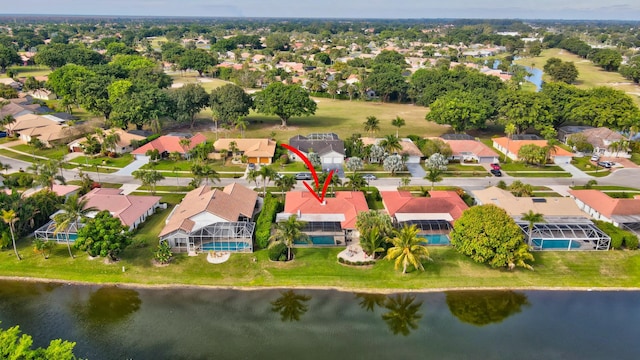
[361,137,423,157]
[7,113,58,132]
[81,188,161,227]
[442,139,499,158]
[213,138,276,158]
[473,187,587,218]
[492,137,575,157]
[159,183,258,237]
[568,190,640,218]
[283,191,369,229]
[132,133,206,155]
[50,184,80,197]
[579,127,626,148]
[381,191,468,221]
[288,134,345,156]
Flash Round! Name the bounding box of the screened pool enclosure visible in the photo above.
[517,222,611,251]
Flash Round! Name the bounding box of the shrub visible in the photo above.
[594,220,639,250]
[625,234,639,249]
[255,193,282,249]
[268,242,287,261]
[154,241,173,265]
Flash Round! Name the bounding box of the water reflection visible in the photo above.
[381,294,423,336]
[73,286,142,326]
[270,290,311,322]
[445,290,530,326]
[355,292,386,312]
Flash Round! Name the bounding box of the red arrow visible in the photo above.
[281,143,334,204]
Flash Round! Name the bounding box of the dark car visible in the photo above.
[0,131,7,138]
[597,161,613,168]
[490,163,501,170]
[490,169,502,177]
[295,172,312,180]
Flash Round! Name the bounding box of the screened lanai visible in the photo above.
[188,222,255,253]
[397,219,452,234]
[34,220,82,243]
[517,222,611,251]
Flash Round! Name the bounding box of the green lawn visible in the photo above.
[8,65,52,78]
[515,48,640,106]
[571,157,612,177]
[446,163,486,172]
[70,154,135,168]
[10,144,68,159]
[0,149,36,163]
[200,99,447,142]
[631,153,640,165]
[500,163,564,172]
[170,72,231,92]
[505,171,572,178]
[571,185,640,191]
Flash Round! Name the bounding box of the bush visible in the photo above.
[3,173,34,188]
[255,193,282,249]
[338,256,376,266]
[268,242,287,261]
[594,220,639,250]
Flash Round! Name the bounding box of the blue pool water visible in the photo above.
[201,242,250,251]
[418,234,450,245]
[533,239,581,250]
[52,233,78,242]
[295,235,335,245]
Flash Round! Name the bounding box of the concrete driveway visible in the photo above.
[114,156,150,176]
[406,163,426,178]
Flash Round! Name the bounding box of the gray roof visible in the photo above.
[288,134,345,156]
[441,133,475,140]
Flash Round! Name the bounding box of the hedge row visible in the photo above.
[594,221,639,250]
[338,257,376,266]
[255,193,282,249]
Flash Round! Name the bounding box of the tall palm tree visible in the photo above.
[134,169,166,194]
[104,129,121,155]
[53,194,98,258]
[234,117,249,138]
[257,165,277,197]
[391,116,406,137]
[1,209,20,260]
[363,116,380,136]
[275,174,296,198]
[269,214,308,261]
[379,134,403,155]
[424,168,443,190]
[36,160,65,190]
[2,115,16,135]
[504,123,516,162]
[179,138,192,156]
[521,210,544,249]
[385,224,431,274]
[345,172,366,191]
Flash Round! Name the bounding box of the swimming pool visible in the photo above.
[294,235,335,245]
[418,234,450,245]
[201,242,250,252]
[532,239,581,250]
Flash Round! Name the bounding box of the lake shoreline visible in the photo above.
[2,275,639,293]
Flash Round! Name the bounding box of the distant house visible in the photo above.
[473,186,610,251]
[28,89,56,101]
[35,188,162,243]
[288,133,346,168]
[159,183,260,253]
[0,101,38,119]
[492,137,575,164]
[131,133,206,159]
[441,138,500,164]
[381,190,468,245]
[277,191,369,245]
[213,138,276,164]
[68,129,146,154]
[569,190,640,233]
[361,137,422,163]
[6,113,69,146]
[574,127,629,158]
[49,184,80,199]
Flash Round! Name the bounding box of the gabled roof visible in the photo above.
[569,190,640,218]
[0,102,36,119]
[131,133,206,155]
[474,187,587,218]
[381,191,468,222]
[81,188,161,227]
[213,138,276,158]
[442,139,499,158]
[50,184,80,197]
[492,137,575,157]
[288,134,345,156]
[579,127,626,148]
[69,129,146,149]
[159,183,258,237]
[361,137,423,157]
[283,191,368,229]
[6,113,58,132]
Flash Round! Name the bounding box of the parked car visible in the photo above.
[362,174,377,181]
[590,154,600,162]
[490,163,501,170]
[490,169,502,177]
[295,172,312,180]
[247,163,256,170]
[0,131,7,138]
[597,161,613,168]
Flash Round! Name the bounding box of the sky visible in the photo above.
[3,0,640,20]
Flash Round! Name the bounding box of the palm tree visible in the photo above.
[363,116,380,136]
[391,116,406,137]
[424,168,443,190]
[179,138,192,156]
[133,169,166,195]
[504,123,516,162]
[345,172,366,191]
[1,209,20,260]
[385,224,431,274]
[379,134,403,155]
[2,115,16,135]
[36,160,65,190]
[257,165,277,197]
[269,214,308,261]
[103,129,121,155]
[234,117,249,138]
[360,227,385,259]
[521,210,544,249]
[53,194,98,258]
[275,174,296,198]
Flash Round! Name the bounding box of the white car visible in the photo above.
[590,154,600,162]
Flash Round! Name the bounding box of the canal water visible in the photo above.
[0,280,638,359]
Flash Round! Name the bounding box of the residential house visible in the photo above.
[492,137,575,164]
[131,133,206,159]
[573,127,629,158]
[381,190,468,245]
[213,138,276,164]
[276,191,369,245]
[0,101,38,119]
[28,89,57,100]
[569,190,640,237]
[473,186,610,250]
[441,137,500,163]
[68,129,146,154]
[35,188,163,243]
[361,137,422,164]
[6,113,70,145]
[159,183,260,253]
[288,133,346,169]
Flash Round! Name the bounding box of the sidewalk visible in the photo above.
[557,163,592,179]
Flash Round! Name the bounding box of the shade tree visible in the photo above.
[253,83,317,127]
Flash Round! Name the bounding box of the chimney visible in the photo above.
[321,200,326,206]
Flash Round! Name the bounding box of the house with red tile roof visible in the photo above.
[492,137,575,164]
[277,191,369,245]
[131,133,206,159]
[159,183,260,253]
[569,190,640,232]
